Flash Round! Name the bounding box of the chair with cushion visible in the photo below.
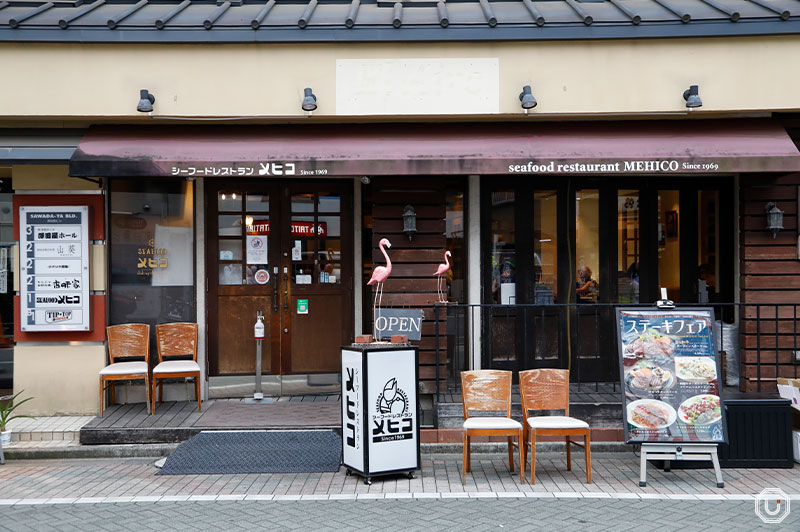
[153,322,201,414]
[100,323,151,417]
[461,370,524,484]
[519,368,591,484]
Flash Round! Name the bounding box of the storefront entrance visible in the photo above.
[207,180,353,391]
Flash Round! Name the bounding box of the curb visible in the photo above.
[2,443,179,460]
[2,441,630,460]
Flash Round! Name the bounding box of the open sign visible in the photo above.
[373,309,424,341]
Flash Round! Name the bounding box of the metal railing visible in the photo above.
[433,302,800,400]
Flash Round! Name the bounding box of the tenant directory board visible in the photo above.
[19,206,91,332]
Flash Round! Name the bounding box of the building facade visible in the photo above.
[1,0,799,416]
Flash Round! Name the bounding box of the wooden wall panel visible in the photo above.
[739,169,800,392]
[367,177,448,394]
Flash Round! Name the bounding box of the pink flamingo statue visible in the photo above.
[368,238,392,338]
[433,250,451,303]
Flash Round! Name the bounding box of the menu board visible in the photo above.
[616,308,726,444]
[19,206,91,332]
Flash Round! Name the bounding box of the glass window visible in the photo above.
[446,185,466,303]
[618,190,639,303]
[658,190,680,302]
[217,191,242,212]
[576,190,599,303]
[490,190,515,305]
[533,191,557,304]
[0,179,14,395]
[109,179,195,328]
[698,190,719,303]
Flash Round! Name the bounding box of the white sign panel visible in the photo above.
[246,235,268,264]
[336,58,499,116]
[341,349,364,473]
[367,349,418,473]
[20,206,91,332]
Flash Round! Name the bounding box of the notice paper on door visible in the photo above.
[246,235,268,264]
[292,240,302,261]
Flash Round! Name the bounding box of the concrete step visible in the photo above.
[3,416,94,448]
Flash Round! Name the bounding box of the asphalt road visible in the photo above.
[3,498,797,532]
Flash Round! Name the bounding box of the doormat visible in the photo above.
[157,430,342,475]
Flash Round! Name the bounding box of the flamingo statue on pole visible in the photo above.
[433,250,451,303]
[368,238,392,339]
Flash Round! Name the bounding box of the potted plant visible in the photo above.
[0,390,34,446]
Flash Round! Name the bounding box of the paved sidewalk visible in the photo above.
[1,451,798,502]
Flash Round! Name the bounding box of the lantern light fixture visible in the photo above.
[765,202,784,238]
[403,205,417,242]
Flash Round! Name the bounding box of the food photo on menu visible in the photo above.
[617,309,726,444]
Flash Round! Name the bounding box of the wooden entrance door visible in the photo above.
[207,180,354,382]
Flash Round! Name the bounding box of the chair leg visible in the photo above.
[195,377,201,412]
[566,436,572,471]
[521,427,527,471]
[518,432,524,483]
[530,428,536,484]
[462,431,469,484]
[585,432,592,483]
[158,379,164,403]
[152,377,158,415]
[110,381,115,408]
[144,374,151,415]
[507,436,514,473]
[99,377,105,417]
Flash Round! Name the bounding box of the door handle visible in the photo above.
[283,273,289,311]
[272,276,279,313]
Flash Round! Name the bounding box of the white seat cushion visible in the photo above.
[99,361,148,376]
[464,417,522,430]
[153,360,200,375]
[527,416,589,430]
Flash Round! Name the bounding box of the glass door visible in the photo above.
[207,180,353,395]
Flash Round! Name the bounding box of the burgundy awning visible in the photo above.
[69,120,800,177]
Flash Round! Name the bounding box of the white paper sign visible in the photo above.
[246,235,268,264]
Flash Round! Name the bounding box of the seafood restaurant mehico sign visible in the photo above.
[616,308,727,444]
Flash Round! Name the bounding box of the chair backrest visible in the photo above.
[461,370,512,419]
[519,368,570,416]
[106,323,150,364]
[155,322,198,363]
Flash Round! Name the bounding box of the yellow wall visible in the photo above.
[0,36,798,119]
[13,344,106,416]
[11,165,108,415]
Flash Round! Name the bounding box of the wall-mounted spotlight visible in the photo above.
[683,85,702,109]
[765,201,784,238]
[519,85,537,114]
[302,87,317,115]
[360,176,371,185]
[403,205,417,242]
[137,89,155,113]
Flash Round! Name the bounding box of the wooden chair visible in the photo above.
[461,370,524,484]
[519,368,591,484]
[100,324,150,417]
[153,322,201,414]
